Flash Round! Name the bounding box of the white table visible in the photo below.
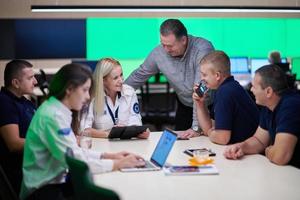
[92,132,300,200]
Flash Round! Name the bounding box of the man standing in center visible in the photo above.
[125,19,214,136]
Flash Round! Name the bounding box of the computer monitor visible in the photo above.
[281,58,287,63]
[15,19,86,59]
[250,58,269,78]
[230,57,249,74]
[230,57,251,87]
[251,58,290,77]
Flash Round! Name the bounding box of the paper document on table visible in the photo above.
[163,165,219,176]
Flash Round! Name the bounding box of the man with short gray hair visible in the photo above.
[125,19,214,137]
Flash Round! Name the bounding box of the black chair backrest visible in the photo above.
[0,165,19,200]
[139,73,177,130]
[65,148,120,200]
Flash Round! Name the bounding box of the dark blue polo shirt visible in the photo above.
[0,87,36,137]
[260,90,300,168]
[211,76,259,144]
[0,87,36,193]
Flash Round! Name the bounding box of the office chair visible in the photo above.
[37,69,49,96]
[65,148,120,200]
[139,73,177,130]
[0,165,19,200]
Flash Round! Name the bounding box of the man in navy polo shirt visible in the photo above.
[0,60,37,194]
[189,50,259,145]
[224,64,300,168]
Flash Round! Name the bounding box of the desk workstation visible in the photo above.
[91,132,300,200]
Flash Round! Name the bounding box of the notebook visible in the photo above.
[120,129,177,172]
[163,165,219,176]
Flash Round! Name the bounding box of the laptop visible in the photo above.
[120,129,177,172]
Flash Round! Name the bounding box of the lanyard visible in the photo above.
[105,97,119,125]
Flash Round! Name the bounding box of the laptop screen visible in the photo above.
[150,129,177,167]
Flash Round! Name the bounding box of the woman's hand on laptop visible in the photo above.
[113,154,146,170]
[103,151,145,160]
[137,128,150,139]
[103,151,132,159]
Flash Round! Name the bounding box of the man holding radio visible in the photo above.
[192,50,259,145]
[125,19,214,136]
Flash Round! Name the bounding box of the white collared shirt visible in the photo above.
[81,84,142,131]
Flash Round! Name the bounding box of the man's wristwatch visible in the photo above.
[192,126,202,136]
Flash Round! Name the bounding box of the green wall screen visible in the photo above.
[87,18,300,79]
[292,57,300,79]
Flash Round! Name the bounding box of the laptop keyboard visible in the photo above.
[138,160,156,168]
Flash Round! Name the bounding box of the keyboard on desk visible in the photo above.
[138,160,157,169]
[120,129,177,172]
[120,160,161,172]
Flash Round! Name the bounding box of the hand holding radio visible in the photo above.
[195,80,209,97]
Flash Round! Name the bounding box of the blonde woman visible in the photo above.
[81,58,149,138]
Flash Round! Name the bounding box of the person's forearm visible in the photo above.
[8,138,25,152]
[192,102,199,128]
[101,152,115,159]
[112,160,120,171]
[88,128,108,138]
[241,136,266,155]
[266,146,292,166]
[125,62,157,89]
[0,125,25,152]
[196,104,212,135]
[208,130,230,145]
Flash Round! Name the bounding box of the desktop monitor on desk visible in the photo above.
[250,58,269,78]
[230,57,249,74]
[277,58,290,73]
[281,58,287,63]
[251,58,289,78]
[230,57,251,87]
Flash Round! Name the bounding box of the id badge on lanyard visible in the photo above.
[105,97,119,125]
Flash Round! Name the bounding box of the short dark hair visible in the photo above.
[160,19,187,39]
[4,60,33,87]
[255,64,288,96]
[268,51,281,64]
[200,50,231,75]
[48,63,93,100]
